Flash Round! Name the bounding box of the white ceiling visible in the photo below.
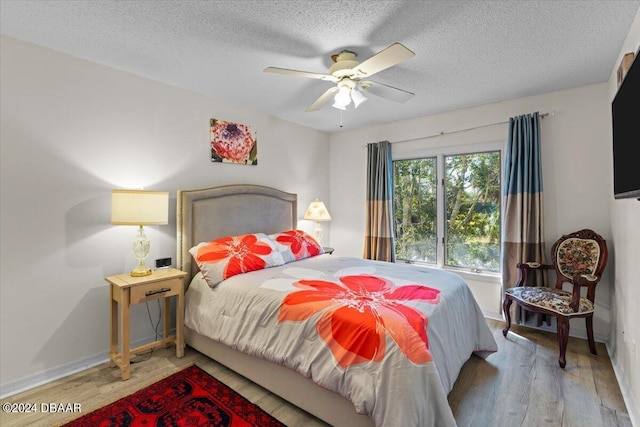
[1,1,638,133]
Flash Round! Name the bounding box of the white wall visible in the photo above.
[0,36,330,394]
[606,8,640,425]
[329,83,613,339]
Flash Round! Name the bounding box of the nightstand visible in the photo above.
[106,268,187,380]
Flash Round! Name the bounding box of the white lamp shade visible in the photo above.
[331,101,347,110]
[304,199,332,222]
[351,89,367,108]
[332,86,352,110]
[111,190,169,225]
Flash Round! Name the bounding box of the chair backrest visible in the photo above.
[550,229,608,297]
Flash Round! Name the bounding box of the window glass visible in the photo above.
[393,150,501,272]
[445,151,501,272]
[393,158,437,263]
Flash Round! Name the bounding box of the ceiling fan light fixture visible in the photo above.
[265,43,415,112]
[351,89,367,108]
[332,86,352,109]
[331,101,347,110]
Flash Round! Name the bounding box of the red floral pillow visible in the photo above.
[269,229,324,263]
[189,233,284,287]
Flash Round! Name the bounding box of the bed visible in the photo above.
[177,184,497,427]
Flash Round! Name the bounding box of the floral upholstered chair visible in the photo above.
[502,229,608,368]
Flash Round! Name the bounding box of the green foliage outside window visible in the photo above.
[445,152,501,272]
[393,151,501,272]
[393,158,437,263]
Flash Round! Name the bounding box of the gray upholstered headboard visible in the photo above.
[177,184,297,284]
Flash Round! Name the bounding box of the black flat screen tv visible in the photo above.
[612,50,640,200]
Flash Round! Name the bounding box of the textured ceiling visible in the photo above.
[1,1,638,133]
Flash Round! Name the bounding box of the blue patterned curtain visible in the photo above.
[502,112,547,323]
[364,141,395,262]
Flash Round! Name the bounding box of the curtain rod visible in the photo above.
[389,111,555,145]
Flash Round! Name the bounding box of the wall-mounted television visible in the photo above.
[612,49,640,200]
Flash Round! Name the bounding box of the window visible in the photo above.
[393,157,438,263]
[393,149,501,273]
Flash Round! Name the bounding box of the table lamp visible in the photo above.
[303,199,331,243]
[111,190,169,276]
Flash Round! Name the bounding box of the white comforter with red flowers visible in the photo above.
[185,255,497,427]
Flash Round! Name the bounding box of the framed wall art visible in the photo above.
[210,118,257,165]
[617,52,634,88]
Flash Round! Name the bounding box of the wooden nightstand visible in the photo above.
[106,268,187,380]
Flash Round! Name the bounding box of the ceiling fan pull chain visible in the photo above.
[339,110,343,128]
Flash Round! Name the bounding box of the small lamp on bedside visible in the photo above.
[111,189,169,277]
[304,199,332,243]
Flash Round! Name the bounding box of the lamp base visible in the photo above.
[313,222,323,244]
[131,261,152,277]
[131,225,152,276]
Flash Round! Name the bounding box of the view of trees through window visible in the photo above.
[393,150,501,272]
[393,158,438,263]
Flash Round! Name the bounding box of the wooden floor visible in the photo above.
[1,319,630,427]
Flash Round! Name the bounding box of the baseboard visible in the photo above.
[606,342,639,427]
[517,317,609,343]
[483,312,504,322]
[0,334,162,399]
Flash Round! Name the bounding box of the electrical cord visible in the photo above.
[130,299,162,364]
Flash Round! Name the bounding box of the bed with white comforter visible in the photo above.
[185,254,497,427]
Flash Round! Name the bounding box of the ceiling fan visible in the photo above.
[264,43,415,112]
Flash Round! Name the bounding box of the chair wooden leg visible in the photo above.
[502,297,513,337]
[586,316,597,355]
[557,317,569,368]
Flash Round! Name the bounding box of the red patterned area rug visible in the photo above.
[63,365,286,426]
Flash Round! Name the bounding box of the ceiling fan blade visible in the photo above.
[352,43,415,78]
[306,87,339,112]
[361,80,414,103]
[264,67,337,82]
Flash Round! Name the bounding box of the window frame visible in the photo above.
[392,141,505,278]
